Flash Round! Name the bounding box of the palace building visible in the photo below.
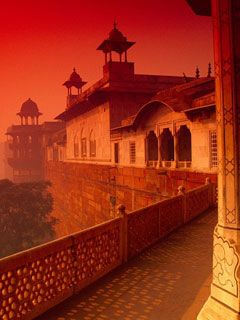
[2,1,240,319]
[44,23,217,236]
[49,23,216,174]
[6,98,64,183]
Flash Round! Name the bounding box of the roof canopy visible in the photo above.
[97,22,135,55]
[186,0,211,16]
[17,98,42,117]
[63,68,87,89]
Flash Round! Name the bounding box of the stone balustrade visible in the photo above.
[127,179,216,259]
[0,179,216,320]
[0,219,122,320]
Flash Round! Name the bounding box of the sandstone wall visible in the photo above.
[45,161,217,238]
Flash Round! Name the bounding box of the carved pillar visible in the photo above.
[198,0,240,319]
[157,134,162,168]
[125,51,128,62]
[145,134,149,167]
[173,132,178,168]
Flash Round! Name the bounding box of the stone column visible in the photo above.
[173,132,178,168]
[157,134,162,168]
[198,0,240,319]
[145,134,149,167]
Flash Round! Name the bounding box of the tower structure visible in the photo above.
[17,98,42,125]
[63,68,87,109]
[97,21,135,64]
[6,99,43,182]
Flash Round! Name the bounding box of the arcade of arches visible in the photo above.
[146,125,192,168]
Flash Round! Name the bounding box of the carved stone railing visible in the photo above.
[0,219,122,320]
[178,161,192,168]
[185,185,211,222]
[0,179,215,320]
[126,196,185,259]
[126,178,216,258]
[161,160,174,168]
[147,160,158,168]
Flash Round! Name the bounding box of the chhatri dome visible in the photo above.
[63,68,87,90]
[109,21,127,43]
[97,21,135,63]
[17,98,42,117]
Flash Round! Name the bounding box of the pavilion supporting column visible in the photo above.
[145,135,149,167]
[198,0,240,319]
[157,134,162,168]
[173,132,178,168]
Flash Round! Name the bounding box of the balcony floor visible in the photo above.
[36,208,217,320]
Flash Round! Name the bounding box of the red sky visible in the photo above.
[0,0,213,142]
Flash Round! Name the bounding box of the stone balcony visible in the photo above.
[0,180,216,320]
[37,208,216,320]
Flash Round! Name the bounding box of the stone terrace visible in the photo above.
[0,182,216,320]
[37,209,216,320]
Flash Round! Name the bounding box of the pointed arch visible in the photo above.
[146,130,158,162]
[73,133,79,157]
[160,128,174,161]
[80,127,87,157]
[177,125,192,161]
[89,129,96,157]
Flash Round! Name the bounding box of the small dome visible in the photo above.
[19,98,41,116]
[109,24,127,42]
[70,68,82,83]
[63,68,87,89]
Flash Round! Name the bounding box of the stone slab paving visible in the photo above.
[36,209,217,320]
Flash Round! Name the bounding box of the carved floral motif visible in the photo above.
[213,229,239,297]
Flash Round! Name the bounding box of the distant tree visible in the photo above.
[0,179,57,258]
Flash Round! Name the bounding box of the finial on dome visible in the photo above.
[207,63,212,77]
[195,66,200,79]
[183,72,189,83]
[97,22,135,64]
[63,68,87,102]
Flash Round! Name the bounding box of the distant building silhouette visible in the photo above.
[6,98,64,183]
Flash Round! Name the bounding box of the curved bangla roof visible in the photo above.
[17,98,42,117]
[111,77,215,131]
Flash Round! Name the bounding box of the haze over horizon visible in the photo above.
[0,0,213,177]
